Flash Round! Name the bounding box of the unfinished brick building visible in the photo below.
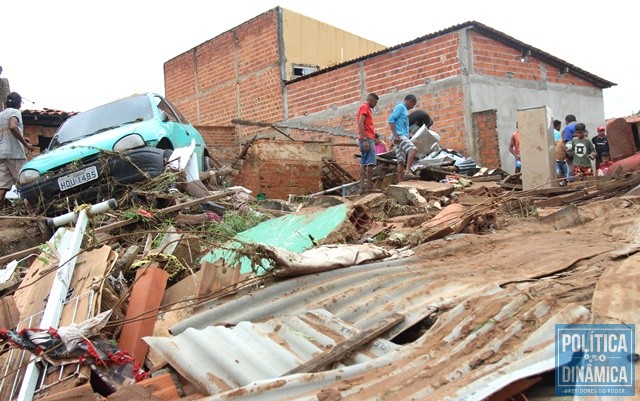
[164,8,614,198]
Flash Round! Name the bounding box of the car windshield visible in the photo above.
[50,95,154,149]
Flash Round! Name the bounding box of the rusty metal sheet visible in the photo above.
[170,199,635,400]
[171,227,613,338]
[194,288,590,401]
[145,309,399,396]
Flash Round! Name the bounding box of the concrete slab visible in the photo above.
[393,180,455,198]
[386,185,428,206]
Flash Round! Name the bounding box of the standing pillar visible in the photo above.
[517,105,557,190]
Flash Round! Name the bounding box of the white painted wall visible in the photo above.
[467,78,604,173]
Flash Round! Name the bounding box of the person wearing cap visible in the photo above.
[591,125,609,171]
[0,92,34,206]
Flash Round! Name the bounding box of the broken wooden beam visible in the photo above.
[283,313,404,375]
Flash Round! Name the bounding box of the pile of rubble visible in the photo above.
[1,158,640,400]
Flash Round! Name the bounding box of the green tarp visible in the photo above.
[201,204,349,274]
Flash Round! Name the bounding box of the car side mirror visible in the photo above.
[159,111,170,122]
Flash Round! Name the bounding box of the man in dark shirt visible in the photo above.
[591,125,609,171]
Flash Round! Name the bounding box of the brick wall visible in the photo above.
[164,18,605,195]
[471,31,596,87]
[23,126,58,156]
[473,109,501,168]
[285,32,467,177]
[287,33,461,120]
[194,125,238,165]
[234,139,332,199]
[164,9,285,137]
[164,52,197,118]
[422,86,466,153]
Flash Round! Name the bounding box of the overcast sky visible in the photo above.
[3,1,639,119]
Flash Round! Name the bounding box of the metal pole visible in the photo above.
[17,199,117,401]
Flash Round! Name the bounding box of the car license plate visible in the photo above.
[58,166,99,191]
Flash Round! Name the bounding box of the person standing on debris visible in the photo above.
[562,114,578,141]
[357,93,379,192]
[591,125,609,171]
[571,123,596,180]
[553,120,562,141]
[0,92,34,205]
[388,94,418,182]
[509,124,521,174]
[555,134,569,186]
[563,115,578,182]
[374,133,387,154]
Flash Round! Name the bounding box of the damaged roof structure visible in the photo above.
[1,8,638,401]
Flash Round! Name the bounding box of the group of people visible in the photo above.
[510,114,611,185]
[357,93,419,193]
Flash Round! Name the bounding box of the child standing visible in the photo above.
[571,123,596,180]
[374,133,387,154]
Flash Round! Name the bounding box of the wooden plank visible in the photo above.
[58,246,115,326]
[284,313,404,375]
[0,296,19,330]
[94,189,234,234]
[13,251,59,318]
[37,383,97,401]
[533,189,589,207]
[196,261,241,301]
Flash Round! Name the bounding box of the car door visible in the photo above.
[153,95,196,148]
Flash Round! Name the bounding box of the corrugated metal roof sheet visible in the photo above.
[195,287,590,401]
[145,309,400,395]
[172,227,613,337]
[152,199,640,400]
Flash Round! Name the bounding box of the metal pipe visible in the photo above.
[47,199,117,229]
[309,172,396,197]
